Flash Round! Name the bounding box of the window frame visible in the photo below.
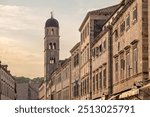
[133,45,138,75]
[126,14,130,30]
[126,51,131,78]
[120,21,125,35]
[115,57,119,83]
[132,5,138,24]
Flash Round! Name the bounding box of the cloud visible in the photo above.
[0,4,42,31]
[0,36,43,78]
[0,0,120,78]
[0,4,45,78]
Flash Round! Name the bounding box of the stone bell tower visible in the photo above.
[44,12,59,81]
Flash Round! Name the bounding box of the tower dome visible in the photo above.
[45,13,59,28]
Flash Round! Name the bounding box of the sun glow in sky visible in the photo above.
[0,0,120,78]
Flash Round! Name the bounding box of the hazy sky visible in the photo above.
[0,0,120,78]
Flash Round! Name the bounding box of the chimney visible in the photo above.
[2,65,8,70]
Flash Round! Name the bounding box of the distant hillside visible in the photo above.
[15,76,44,84]
[32,77,44,83]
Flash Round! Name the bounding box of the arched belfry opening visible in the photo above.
[51,29,54,35]
[53,43,56,49]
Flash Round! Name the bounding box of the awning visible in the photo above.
[140,83,150,90]
[97,96,106,100]
[119,89,139,99]
[109,94,120,100]
[101,96,106,100]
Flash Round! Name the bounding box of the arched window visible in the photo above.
[50,58,55,64]
[53,43,56,49]
[54,58,55,63]
[49,43,53,49]
[50,58,52,64]
[51,29,54,35]
[47,29,49,35]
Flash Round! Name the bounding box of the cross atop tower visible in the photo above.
[51,11,53,18]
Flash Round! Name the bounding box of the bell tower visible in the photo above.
[44,12,59,81]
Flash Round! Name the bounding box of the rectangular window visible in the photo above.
[73,83,78,98]
[87,23,89,35]
[74,53,79,67]
[81,82,83,96]
[51,94,54,100]
[99,71,102,90]
[133,47,138,75]
[93,76,95,93]
[84,27,86,38]
[120,21,125,34]
[92,48,96,57]
[82,52,84,64]
[114,29,118,39]
[76,54,79,65]
[65,89,69,100]
[85,26,87,38]
[99,45,102,53]
[103,40,106,50]
[76,83,79,97]
[133,6,137,21]
[126,14,130,28]
[51,78,55,86]
[84,29,86,39]
[87,47,89,60]
[103,69,106,88]
[120,54,125,80]
[57,76,61,84]
[87,77,89,94]
[85,79,87,94]
[83,30,85,42]
[73,55,76,67]
[95,47,99,56]
[73,85,76,97]
[126,52,131,78]
[115,58,119,83]
[83,80,85,95]
[96,73,99,91]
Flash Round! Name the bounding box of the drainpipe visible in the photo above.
[0,62,2,100]
[107,24,113,98]
[69,61,71,100]
[89,43,93,100]
[0,71,1,100]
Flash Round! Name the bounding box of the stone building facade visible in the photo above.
[16,82,39,100]
[61,58,71,100]
[107,0,149,100]
[45,59,71,100]
[92,31,110,100]
[39,80,45,100]
[70,42,80,100]
[149,0,150,82]
[39,0,150,100]
[79,4,120,100]
[0,61,16,100]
